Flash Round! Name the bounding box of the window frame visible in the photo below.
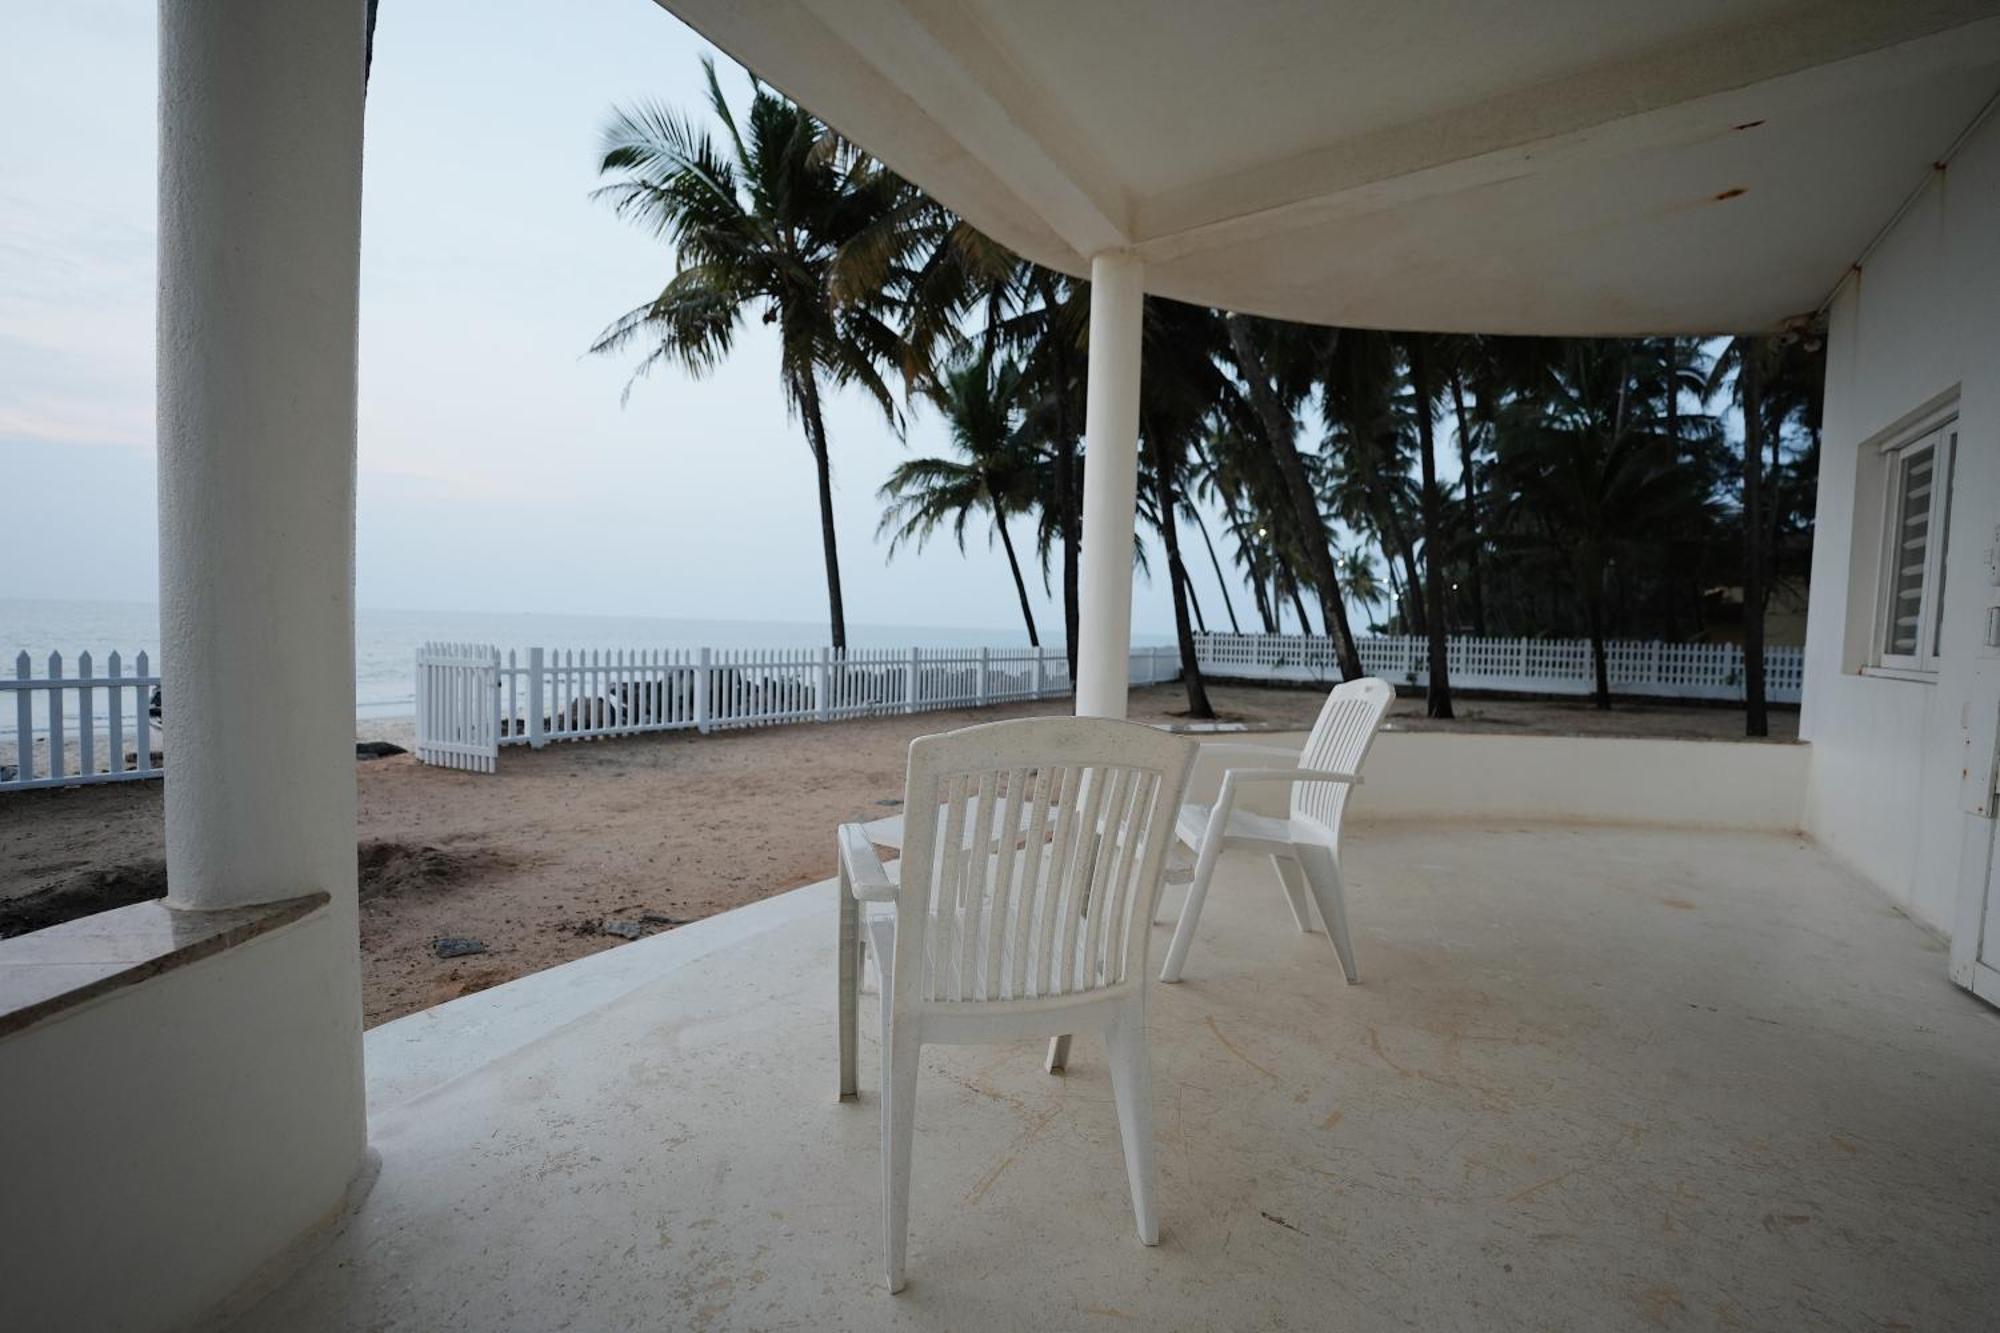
[1871,412,1958,675]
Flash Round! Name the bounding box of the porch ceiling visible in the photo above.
[657,0,2000,334]
[232,823,2000,1330]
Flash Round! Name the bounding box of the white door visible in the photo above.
[1955,659,2000,1007]
[1954,821,2000,1007]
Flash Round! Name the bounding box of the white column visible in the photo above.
[1074,252,1145,719]
[157,0,365,913]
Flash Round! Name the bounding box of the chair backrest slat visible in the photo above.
[1035,766,1082,995]
[1010,766,1055,1001]
[1054,768,1113,995]
[1293,678,1396,842]
[929,773,971,1001]
[983,767,1028,999]
[892,718,1194,1012]
[1075,767,1131,995]
[956,769,1000,1000]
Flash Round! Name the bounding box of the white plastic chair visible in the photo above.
[836,716,1196,1293]
[1157,677,1394,984]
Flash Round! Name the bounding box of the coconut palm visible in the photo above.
[1336,544,1387,628]
[1490,340,1708,709]
[1008,271,1089,676]
[591,59,907,651]
[1403,334,1454,717]
[1707,335,1788,736]
[1222,314,1364,678]
[1179,442,1244,633]
[1194,410,1295,632]
[1322,328,1427,636]
[1136,295,1227,718]
[878,356,1046,645]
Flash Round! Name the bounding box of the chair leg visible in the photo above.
[1270,855,1317,933]
[1155,832,1193,924]
[1160,820,1226,982]
[1104,1009,1160,1246]
[1045,1034,1071,1073]
[838,876,859,1100]
[1297,845,1358,984]
[881,1019,922,1293]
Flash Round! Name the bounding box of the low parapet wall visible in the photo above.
[1197,730,1808,832]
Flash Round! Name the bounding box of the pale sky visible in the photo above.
[0,0,1280,640]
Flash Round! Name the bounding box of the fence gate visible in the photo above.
[414,641,500,772]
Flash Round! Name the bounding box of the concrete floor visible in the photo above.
[230,824,2000,1332]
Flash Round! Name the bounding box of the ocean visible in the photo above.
[2,597,1161,735]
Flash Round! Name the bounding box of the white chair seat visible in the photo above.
[1175,801,1298,854]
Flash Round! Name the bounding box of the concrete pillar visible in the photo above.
[1074,252,1145,719]
[157,0,365,915]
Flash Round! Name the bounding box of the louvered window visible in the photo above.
[1877,419,1956,671]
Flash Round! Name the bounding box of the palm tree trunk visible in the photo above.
[1178,564,1209,633]
[1451,372,1486,636]
[1289,584,1314,638]
[1146,427,1214,718]
[1741,344,1769,737]
[1188,505,1242,632]
[1248,553,1277,632]
[1224,314,1362,678]
[1217,491,1274,631]
[1586,578,1611,711]
[996,518,1039,647]
[1411,339,1454,718]
[799,373,848,652]
[1367,494,1425,634]
[1037,273,1082,679]
[1380,499,1426,636]
[1664,338,1680,460]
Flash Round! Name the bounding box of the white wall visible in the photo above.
[1195,731,1808,831]
[1801,109,2000,934]
[0,909,366,1333]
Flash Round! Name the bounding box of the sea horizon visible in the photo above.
[1,595,1173,732]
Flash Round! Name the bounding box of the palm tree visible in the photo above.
[1490,341,1707,709]
[591,59,906,651]
[1436,334,1490,636]
[1222,314,1364,678]
[1404,335,1454,718]
[1708,336,1782,737]
[1137,296,1224,719]
[1011,271,1089,676]
[1336,544,1388,628]
[878,356,1045,644]
[1195,410,1295,633]
[1178,450,1243,634]
[1322,328,1427,636]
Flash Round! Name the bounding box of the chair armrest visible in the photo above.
[1195,741,1302,767]
[1221,768,1363,788]
[838,823,897,902]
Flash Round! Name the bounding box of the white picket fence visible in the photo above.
[2,650,162,791]
[1193,632,1805,703]
[416,641,1182,770]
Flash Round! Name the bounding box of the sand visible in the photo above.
[0,683,1793,1027]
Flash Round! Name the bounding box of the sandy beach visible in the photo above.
[0,683,1793,1027]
